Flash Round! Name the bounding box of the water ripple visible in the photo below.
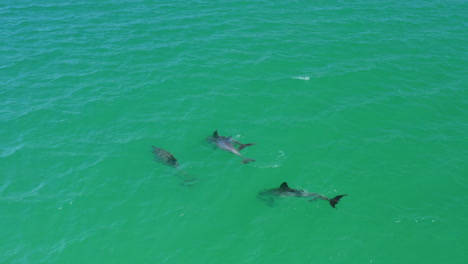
[1,0,466,263]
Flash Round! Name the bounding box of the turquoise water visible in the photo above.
[1,0,467,263]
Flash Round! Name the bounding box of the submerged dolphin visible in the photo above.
[152,146,179,167]
[151,146,197,185]
[258,182,347,208]
[206,130,256,163]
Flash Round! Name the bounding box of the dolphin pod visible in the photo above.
[152,130,347,208]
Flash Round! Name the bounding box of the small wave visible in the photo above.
[292,76,310,81]
[1,182,46,202]
[0,143,24,158]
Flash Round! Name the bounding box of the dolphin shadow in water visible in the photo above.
[257,182,347,208]
[152,146,197,186]
[206,130,256,164]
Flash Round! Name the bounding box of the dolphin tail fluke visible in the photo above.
[238,143,256,151]
[181,175,198,187]
[242,158,255,164]
[178,171,198,187]
[329,195,347,208]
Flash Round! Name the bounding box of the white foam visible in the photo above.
[292,76,310,81]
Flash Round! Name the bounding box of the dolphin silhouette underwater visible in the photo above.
[206,130,256,163]
[152,146,179,167]
[152,146,197,185]
[258,182,347,208]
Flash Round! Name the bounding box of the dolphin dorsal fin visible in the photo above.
[280,182,289,190]
[213,130,219,138]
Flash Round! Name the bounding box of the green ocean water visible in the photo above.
[1,0,467,263]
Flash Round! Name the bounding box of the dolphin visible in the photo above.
[206,130,256,163]
[151,146,197,185]
[152,146,179,167]
[258,182,347,208]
